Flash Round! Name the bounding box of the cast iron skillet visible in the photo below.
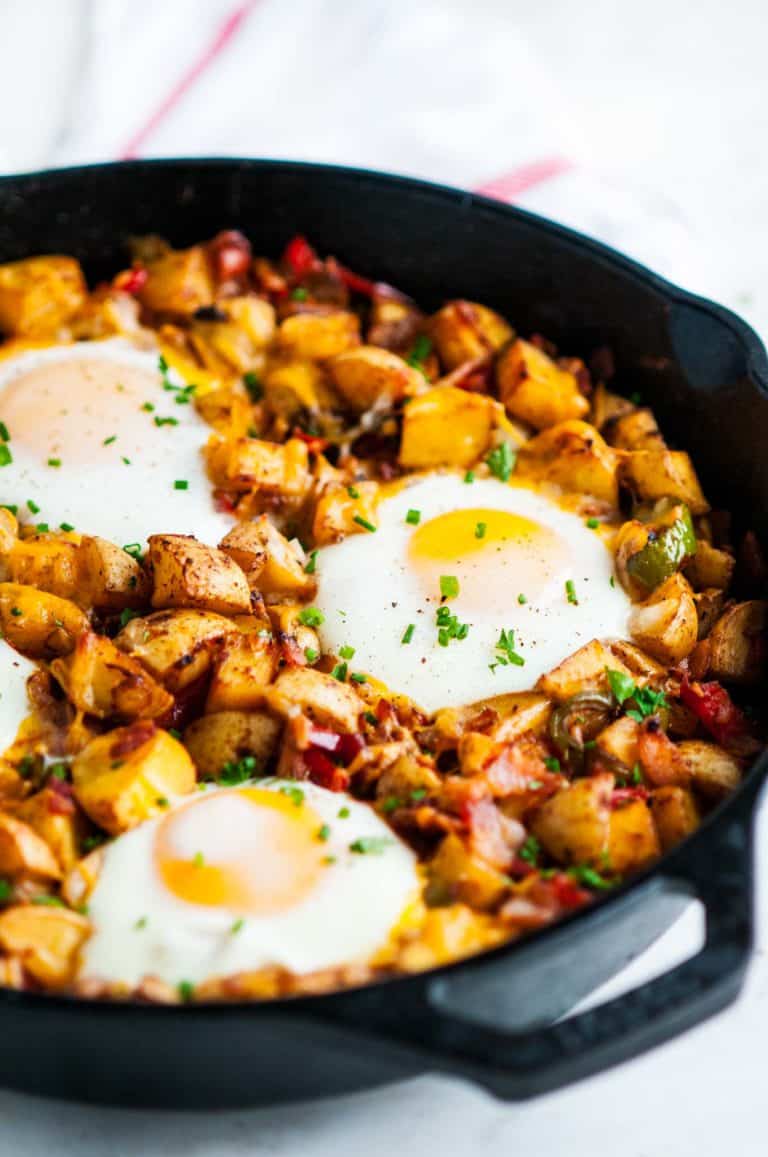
[0,159,766,1108]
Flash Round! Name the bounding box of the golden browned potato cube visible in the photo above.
[596,715,641,769]
[277,311,360,360]
[0,582,88,657]
[537,639,631,702]
[607,639,665,678]
[263,361,334,420]
[76,535,150,610]
[205,633,278,712]
[183,710,282,779]
[705,600,767,684]
[0,812,61,879]
[428,833,510,910]
[265,668,362,732]
[148,534,251,615]
[497,339,589,430]
[328,346,426,412]
[429,301,513,370]
[398,386,496,469]
[0,506,18,563]
[311,481,380,546]
[8,535,80,601]
[490,693,553,743]
[677,739,742,799]
[219,516,315,597]
[138,245,214,315]
[630,572,698,663]
[530,773,614,865]
[189,297,276,374]
[0,904,90,986]
[650,785,700,851]
[206,435,310,496]
[50,631,173,720]
[72,721,196,835]
[266,604,319,657]
[607,408,666,451]
[607,799,660,873]
[14,786,86,872]
[0,256,87,337]
[516,420,619,506]
[116,608,236,692]
[619,449,709,515]
[685,539,735,591]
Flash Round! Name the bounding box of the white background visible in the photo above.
[0,1,767,1152]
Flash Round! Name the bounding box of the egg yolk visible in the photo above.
[0,358,160,463]
[409,506,571,608]
[155,788,327,915]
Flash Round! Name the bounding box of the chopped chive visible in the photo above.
[298,606,324,627]
[464,470,475,483]
[177,980,195,1003]
[518,593,527,604]
[134,916,148,930]
[405,508,421,525]
[26,499,40,514]
[486,442,516,482]
[586,517,600,529]
[0,504,17,515]
[339,644,355,660]
[35,523,49,533]
[609,575,616,588]
[440,575,459,600]
[363,711,377,726]
[305,549,318,574]
[123,543,142,560]
[141,402,155,412]
[103,435,117,446]
[291,287,309,302]
[231,918,245,934]
[347,485,360,499]
[349,836,393,855]
[316,823,331,842]
[174,480,189,490]
[0,421,9,442]
[47,457,60,467]
[565,579,578,605]
[350,672,367,684]
[0,445,13,466]
[544,756,561,772]
[243,371,263,401]
[155,416,180,427]
[60,522,75,532]
[338,806,350,819]
[401,623,415,644]
[304,646,319,664]
[475,521,487,539]
[353,514,377,533]
[331,662,348,682]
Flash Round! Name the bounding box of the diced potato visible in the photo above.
[537,639,631,702]
[266,603,319,657]
[607,408,666,451]
[705,600,767,684]
[0,256,87,337]
[428,832,509,909]
[619,449,709,515]
[0,904,90,986]
[61,847,103,909]
[50,631,172,720]
[116,608,236,691]
[607,639,664,678]
[694,588,726,640]
[650,785,700,851]
[138,245,214,315]
[607,799,660,873]
[311,481,380,545]
[148,534,251,614]
[685,539,735,591]
[637,724,691,788]
[265,668,362,732]
[7,535,80,600]
[0,506,18,563]
[429,301,513,370]
[590,383,634,430]
[206,435,310,496]
[76,536,149,610]
[398,387,496,469]
[14,786,85,871]
[677,739,742,799]
[219,516,315,596]
[396,905,504,973]
[530,773,614,866]
[0,812,61,879]
[328,346,425,412]
[263,361,334,419]
[72,722,196,835]
[205,633,277,712]
[0,582,88,657]
[630,573,698,663]
[183,710,282,778]
[277,311,360,360]
[596,715,641,768]
[433,692,551,748]
[516,420,618,505]
[497,339,588,429]
[188,298,276,374]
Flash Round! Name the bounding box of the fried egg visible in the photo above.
[79,781,419,988]
[314,473,633,713]
[0,339,232,546]
[0,637,35,756]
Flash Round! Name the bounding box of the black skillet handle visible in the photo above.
[411,789,758,1099]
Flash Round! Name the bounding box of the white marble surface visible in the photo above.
[0,0,767,1152]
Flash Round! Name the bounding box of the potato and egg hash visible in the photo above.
[0,229,762,1002]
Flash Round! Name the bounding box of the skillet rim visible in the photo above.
[0,155,765,1018]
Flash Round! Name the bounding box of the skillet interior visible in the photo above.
[0,158,765,1106]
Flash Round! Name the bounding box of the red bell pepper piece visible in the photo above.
[282,235,320,277]
[303,748,350,792]
[113,265,148,295]
[552,873,591,910]
[292,428,329,453]
[680,676,749,747]
[208,230,252,280]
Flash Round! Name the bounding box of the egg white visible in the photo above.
[79,781,419,988]
[0,638,35,756]
[314,473,633,714]
[0,339,233,546]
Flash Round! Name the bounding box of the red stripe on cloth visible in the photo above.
[119,1,259,160]
[474,157,573,201]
